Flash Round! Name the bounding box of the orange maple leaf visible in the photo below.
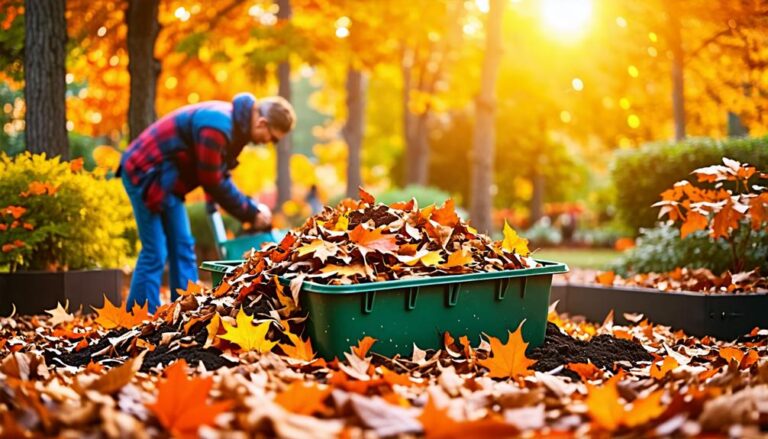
[440,249,474,269]
[477,324,536,381]
[567,362,602,381]
[431,199,459,228]
[348,225,399,253]
[680,211,708,238]
[352,336,377,358]
[176,280,203,297]
[719,347,744,365]
[92,296,149,329]
[147,360,232,439]
[274,381,331,415]
[358,187,376,205]
[649,356,678,380]
[586,374,666,431]
[595,271,616,286]
[418,396,518,438]
[280,332,315,362]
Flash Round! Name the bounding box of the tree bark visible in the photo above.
[126,0,161,141]
[344,67,366,198]
[668,8,686,141]
[276,0,293,208]
[24,0,68,158]
[469,0,505,233]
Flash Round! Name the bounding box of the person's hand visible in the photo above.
[252,203,272,231]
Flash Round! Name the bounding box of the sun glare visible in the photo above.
[541,0,592,37]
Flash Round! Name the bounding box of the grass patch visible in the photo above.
[532,247,621,270]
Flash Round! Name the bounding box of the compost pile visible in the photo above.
[232,188,538,287]
[0,192,767,437]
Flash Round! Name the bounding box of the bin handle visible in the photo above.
[520,277,528,299]
[496,278,511,301]
[407,287,419,310]
[446,284,460,307]
[363,291,376,314]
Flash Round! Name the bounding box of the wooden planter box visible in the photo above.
[0,269,122,315]
[549,283,768,340]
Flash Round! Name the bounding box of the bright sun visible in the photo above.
[540,0,593,36]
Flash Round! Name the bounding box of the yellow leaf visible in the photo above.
[440,249,473,269]
[334,214,349,231]
[400,250,444,267]
[319,264,368,278]
[624,389,666,427]
[502,221,530,256]
[649,356,678,380]
[477,323,536,380]
[219,307,277,353]
[203,313,221,349]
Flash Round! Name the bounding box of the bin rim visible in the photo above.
[201,258,569,295]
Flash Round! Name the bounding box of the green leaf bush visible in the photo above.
[0,152,138,272]
[613,223,768,276]
[611,137,768,232]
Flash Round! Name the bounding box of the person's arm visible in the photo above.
[196,128,258,223]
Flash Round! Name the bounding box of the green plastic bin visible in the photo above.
[201,259,568,359]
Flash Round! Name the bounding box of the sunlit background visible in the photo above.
[1,0,767,254]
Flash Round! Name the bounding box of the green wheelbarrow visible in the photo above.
[205,201,287,259]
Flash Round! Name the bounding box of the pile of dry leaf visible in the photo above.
[561,267,768,294]
[1,192,767,437]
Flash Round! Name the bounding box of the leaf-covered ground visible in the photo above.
[1,193,766,437]
[2,304,767,437]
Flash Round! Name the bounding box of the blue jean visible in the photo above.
[122,173,197,313]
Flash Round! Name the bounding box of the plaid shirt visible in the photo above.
[120,96,258,223]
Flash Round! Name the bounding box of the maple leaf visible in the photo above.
[585,375,626,431]
[477,324,536,381]
[176,280,202,297]
[501,221,530,256]
[586,374,666,431]
[45,300,73,326]
[319,264,368,279]
[92,296,149,329]
[219,307,277,353]
[147,360,232,439]
[431,199,459,228]
[418,396,518,438]
[397,249,444,267]
[649,356,678,380]
[680,211,708,238]
[440,249,473,269]
[280,332,315,362]
[349,224,399,254]
[567,362,602,381]
[719,347,744,365]
[334,213,350,231]
[352,336,377,358]
[359,187,376,205]
[274,276,298,316]
[595,271,616,286]
[297,239,339,263]
[274,381,331,415]
[89,352,144,395]
[203,313,221,349]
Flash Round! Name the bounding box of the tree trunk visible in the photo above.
[668,9,686,141]
[24,0,68,158]
[126,0,161,141]
[530,169,545,223]
[469,0,505,233]
[344,67,366,198]
[276,0,292,208]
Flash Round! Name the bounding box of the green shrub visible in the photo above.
[611,137,768,231]
[377,185,453,208]
[613,223,768,275]
[0,152,137,271]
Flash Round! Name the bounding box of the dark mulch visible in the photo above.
[529,323,653,380]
